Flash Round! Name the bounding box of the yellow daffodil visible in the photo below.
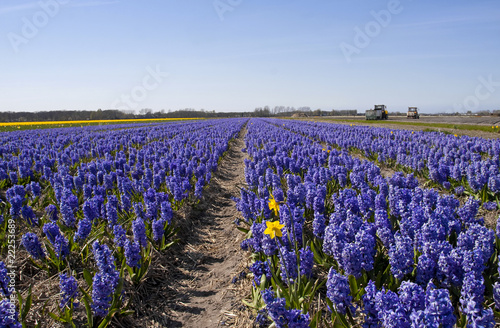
[0,118,197,128]
[268,194,280,216]
[264,220,285,239]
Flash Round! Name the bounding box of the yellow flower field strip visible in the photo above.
[0,118,201,127]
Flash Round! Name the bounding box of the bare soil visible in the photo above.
[480,207,500,231]
[121,126,254,327]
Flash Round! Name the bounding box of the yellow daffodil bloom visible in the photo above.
[264,221,285,239]
[0,118,197,127]
[268,194,280,216]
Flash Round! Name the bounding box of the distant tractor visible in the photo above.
[365,105,388,120]
[407,107,420,119]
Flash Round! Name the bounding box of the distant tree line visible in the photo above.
[252,106,358,117]
[0,106,353,122]
[0,108,252,122]
[0,107,498,122]
[0,109,136,122]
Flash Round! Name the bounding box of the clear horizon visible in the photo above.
[1,0,499,114]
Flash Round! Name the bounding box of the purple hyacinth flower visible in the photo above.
[326,268,353,315]
[59,273,78,309]
[21,233,46,260]
[0,262,12,297]
[132,217,148,248]
[21,205,38,226]
[74,217,92,242]
[113,224,127,248]
[152,218,165,242]
[124,240,141,268]
[45,204,58,222]
[388,232,414,280]
[0,299,21,328]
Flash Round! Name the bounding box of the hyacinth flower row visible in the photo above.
[234,118,500,327]
[0,120,205,187]
[0,118,246,327]
[263,118,500,204]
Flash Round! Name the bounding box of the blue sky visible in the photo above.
[0,0,499,113]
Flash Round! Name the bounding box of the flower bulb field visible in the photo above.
[1,117,500,327]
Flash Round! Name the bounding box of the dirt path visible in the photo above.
[172,126,251,327]
[129,125,253,327]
